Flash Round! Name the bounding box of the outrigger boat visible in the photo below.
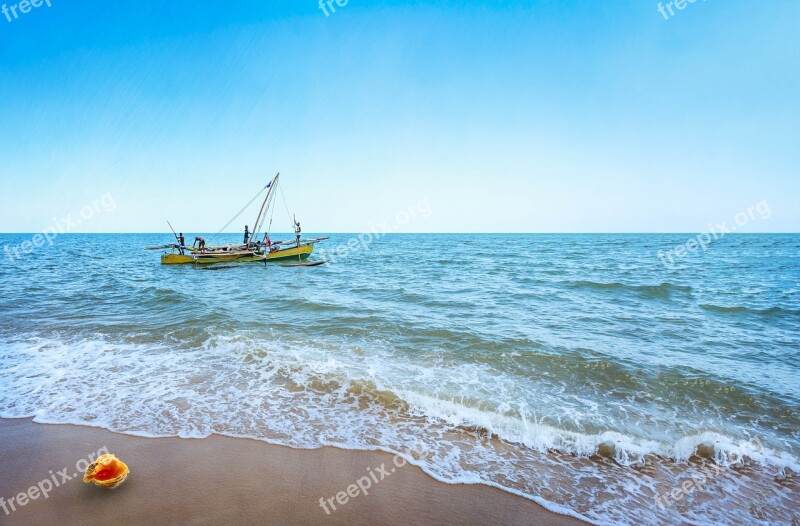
[146,173,328,265]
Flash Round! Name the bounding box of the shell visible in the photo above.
[83,454,130,488]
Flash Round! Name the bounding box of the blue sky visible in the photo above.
[0,0,798,233]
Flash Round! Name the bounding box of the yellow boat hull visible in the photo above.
[161,245,313,265]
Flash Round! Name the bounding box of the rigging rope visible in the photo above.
[269,197,276,234]
[255,182,277,239]
[215,185,268,235]
[278,182,294,230]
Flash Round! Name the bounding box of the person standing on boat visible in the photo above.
[193,236,206,253]
[178,233,186,255]
[243,225,250,246]
[294,220,302,248]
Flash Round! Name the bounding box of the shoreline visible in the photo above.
[0,418,588,525]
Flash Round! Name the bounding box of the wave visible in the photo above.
[699,303,800,317]
[1,334,795,471]
[570,280,693,299]
[388,388,799,470]
[2,333,798,526]
[280,297,350,313]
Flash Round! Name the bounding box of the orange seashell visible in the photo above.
[83,454,130,488]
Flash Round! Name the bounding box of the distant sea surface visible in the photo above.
[0,234,798,525]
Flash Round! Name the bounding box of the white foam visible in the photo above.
[0,333,797,526]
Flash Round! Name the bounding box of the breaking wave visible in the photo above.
[1,332,798,525]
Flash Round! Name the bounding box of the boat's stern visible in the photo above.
[265,244,313,261]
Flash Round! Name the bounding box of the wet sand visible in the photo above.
[0,418,587,525]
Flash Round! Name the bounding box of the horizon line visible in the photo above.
[1,232,799,235]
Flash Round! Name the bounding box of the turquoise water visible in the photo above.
[1,233,798,524]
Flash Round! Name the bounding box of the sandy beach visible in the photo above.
[0,418,586,525]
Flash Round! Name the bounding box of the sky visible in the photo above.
[0,0,798,233]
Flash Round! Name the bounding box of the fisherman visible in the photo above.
[178,233,186,255]
[243,225,250,245]
[193,236,206,253]
[294,220,302,248]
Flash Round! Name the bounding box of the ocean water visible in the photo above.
[0,233,798,525]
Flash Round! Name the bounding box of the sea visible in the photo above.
[0,233,798,525]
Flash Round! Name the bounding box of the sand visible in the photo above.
[0,418,587,525]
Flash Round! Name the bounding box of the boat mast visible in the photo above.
[251,172,280,245]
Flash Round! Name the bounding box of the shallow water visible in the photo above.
[0,233,798,524]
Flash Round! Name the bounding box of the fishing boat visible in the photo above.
[147,173,327,265]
